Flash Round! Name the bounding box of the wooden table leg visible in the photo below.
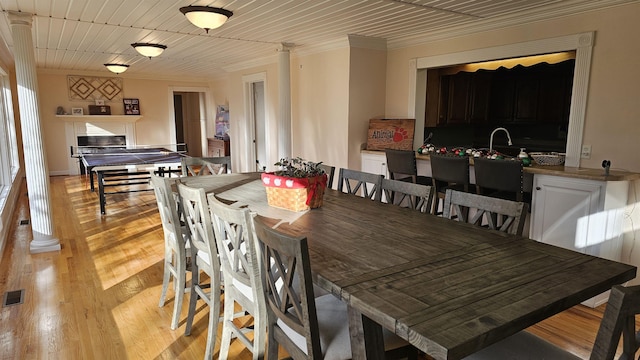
[348,305,385,360]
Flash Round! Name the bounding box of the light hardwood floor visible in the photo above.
[0,175,628,359]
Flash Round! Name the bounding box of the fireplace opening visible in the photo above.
[76,135,127,174]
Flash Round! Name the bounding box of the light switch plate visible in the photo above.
[581,145,592,159]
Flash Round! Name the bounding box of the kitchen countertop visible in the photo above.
[362,149,640,182]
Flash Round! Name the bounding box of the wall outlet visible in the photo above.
[581,145,592,159]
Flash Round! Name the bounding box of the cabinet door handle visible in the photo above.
[536,186,541,191]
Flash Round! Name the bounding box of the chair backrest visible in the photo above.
[337,168,383,201]
[385,149,418,182]
[150,175,187,248]
[181,156,231,176]
[176,183,220,274]
[381,178,433,213]
[473,157,523,201]
[319,164,336,189]
[590,284,640,360]
[207,194,264,307]
[430,154,470,192]
[442,189,528,235]
[253,216,322,359]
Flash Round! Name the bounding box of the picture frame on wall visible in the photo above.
[123,98,140,115]
[71,107,84,115]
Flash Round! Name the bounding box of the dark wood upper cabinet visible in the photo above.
[433,60,574,126]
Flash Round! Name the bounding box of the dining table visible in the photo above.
[180,172,637,360]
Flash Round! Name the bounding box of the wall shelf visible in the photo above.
[55,115,142,123]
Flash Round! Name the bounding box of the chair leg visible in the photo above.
[252,304,266,360]
[218,291,235,360]
[170,255,186,330]
[184,267,200,337]
[205,284,222,360]
[266,322,279,360]
[158,247,172,308]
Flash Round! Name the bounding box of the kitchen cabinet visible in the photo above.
[530,174,629,307]
[361,152,387,177]
[434,60,574,126]
[207,138,230,157]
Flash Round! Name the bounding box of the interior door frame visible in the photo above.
[242,72,269,172]
[167,86,213,154]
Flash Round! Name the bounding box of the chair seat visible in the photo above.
[278,294,409,360]
[463,331,581,360]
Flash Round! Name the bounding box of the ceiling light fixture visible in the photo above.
[104,63,129,74]
[179,6,233,33]
[131,43,167,58]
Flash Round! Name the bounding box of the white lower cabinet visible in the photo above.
[530,174,629,307]
[361,152,387,177]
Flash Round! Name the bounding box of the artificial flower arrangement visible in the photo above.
[261,157,328,212]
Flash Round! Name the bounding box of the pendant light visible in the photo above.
[179,6,233,33]
[131,43,167,58]
[104,63,129,74]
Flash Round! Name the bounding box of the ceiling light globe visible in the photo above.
[104,63,129,74]
[131,43,167,58]
[180,6,233,33]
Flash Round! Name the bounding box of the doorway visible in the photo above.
[169,86,212,157]
[243,73,268,172]
[173,92,202,156]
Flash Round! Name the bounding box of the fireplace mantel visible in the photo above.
[56,115,142,123]
[60,115,141,175]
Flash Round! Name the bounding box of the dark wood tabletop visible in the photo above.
[182,174,637,360]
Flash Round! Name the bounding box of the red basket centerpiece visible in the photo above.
[261,158,328,212]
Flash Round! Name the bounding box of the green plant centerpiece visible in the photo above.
[261,157,328,212]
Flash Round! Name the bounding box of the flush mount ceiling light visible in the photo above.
[179,5,233,33]
[131,43,167,58]
[104,63,129,74]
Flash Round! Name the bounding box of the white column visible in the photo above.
[9,12,60,253]
[277,43,293,160]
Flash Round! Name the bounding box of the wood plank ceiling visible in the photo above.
[0,0,635,81]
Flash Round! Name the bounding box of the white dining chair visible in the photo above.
[150,174,190,330]
[177,183,222,360]
[181,156,231,176]
[207,193,266,360]
[252,216,416,360]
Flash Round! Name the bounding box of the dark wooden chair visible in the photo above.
[319,163,336,189]
[252,216,417,360]
[473,157,523,202]
[381,178,433,213]
[430,154,471,215]
[181,156,231,176]
[337,168,383,201]
[442,189,528,236]
[384,148,431,185]
[463,284,640,360]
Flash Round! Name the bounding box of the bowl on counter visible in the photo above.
[529,152,566,166]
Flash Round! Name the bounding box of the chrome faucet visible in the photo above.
[489,127,513,153]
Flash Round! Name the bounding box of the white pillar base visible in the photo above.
[29,231,61,254]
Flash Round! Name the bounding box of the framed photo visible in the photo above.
[71,107,84,115]
[123,98,140,115]
[95,99,105,106]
